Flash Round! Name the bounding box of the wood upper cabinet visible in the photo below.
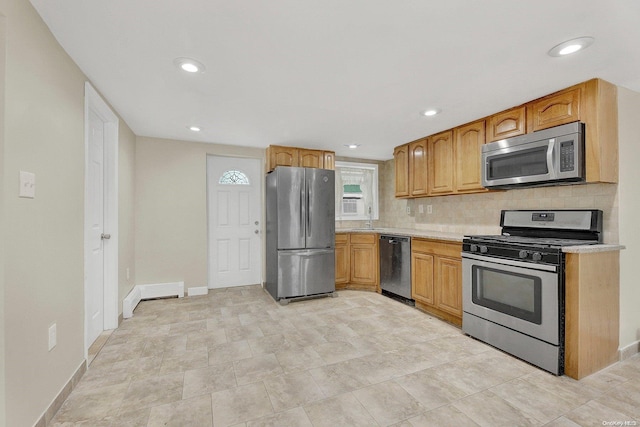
[428,130,455,195]
[487,106,526,142]
[266,145,335,172]
[454,120,486,193]
[323,151,335,170]
[267,145,298,171]
[298,149,324,169]
[394,144,410,197]
[528,87,581,131]
[335,234,350,287]
[412,238,463,325]
[409,138,428,196]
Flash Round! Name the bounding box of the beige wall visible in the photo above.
[0,12,6,427]
[617,86,640,350]
[0,1,136,425]
[119,124,136,313]
[135,136,264,289]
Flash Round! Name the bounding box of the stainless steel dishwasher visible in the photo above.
[379,235,413,304]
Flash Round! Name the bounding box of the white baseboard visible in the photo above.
[188,286,208,297]
[123,281,184,319]
[619,340,640,361]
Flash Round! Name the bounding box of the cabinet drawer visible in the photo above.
[350,233,376,244]
[335,233,349,244]
[412,239,462,259]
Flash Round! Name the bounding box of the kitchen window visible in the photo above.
[334,161,379,221]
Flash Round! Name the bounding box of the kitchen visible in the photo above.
[3,1,640,426]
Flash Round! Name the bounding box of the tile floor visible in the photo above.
[51,286,640,427]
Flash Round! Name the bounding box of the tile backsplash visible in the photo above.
[374,159,619,243]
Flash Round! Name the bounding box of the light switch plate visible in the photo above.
[48,323,57,351]
[19,171,35,198]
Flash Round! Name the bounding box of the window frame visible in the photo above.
[334,161,379,221]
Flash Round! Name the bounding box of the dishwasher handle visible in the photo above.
[380,235,409,245]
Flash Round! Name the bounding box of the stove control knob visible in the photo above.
[519,250,529,259]
[479,246,488,254]
[470,244,478,252]
[532,252,543,262]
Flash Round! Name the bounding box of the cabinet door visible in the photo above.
[335,234,350,285]
[487,106,526,142]
[455,120,486,192]
[409,139,428,196]
[428,130,455,195]
[323,151,335,170]
[268,145,298,171]
[394,144,410,197]
[529,87,581,131]
[298,149,324,168]
[435,256,462,318]
[411,251,434,305]
[350,244,377,287]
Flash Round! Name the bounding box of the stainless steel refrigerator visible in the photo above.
[265,167,335,302]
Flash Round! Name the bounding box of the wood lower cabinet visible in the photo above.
[335,233,350,286]
[335,232,379,292]
[564,250,620,380]
[266,145,336,172]
[411,238,462,325]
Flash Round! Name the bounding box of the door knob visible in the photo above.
[101,233,111,240]
[254,221,259,225]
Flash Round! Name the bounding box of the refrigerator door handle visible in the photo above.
[300,182,305,237]
[306,185,311,237]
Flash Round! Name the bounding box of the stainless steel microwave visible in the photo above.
[482,122,585,189]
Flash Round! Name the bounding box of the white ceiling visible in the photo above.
[30,0,640,160]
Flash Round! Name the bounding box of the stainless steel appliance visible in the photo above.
[265,167,336,303]
[462,209,602,375]
[379,235,413,304]
[482,122,585,189]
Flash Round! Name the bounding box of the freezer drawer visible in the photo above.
[277,249,335,299]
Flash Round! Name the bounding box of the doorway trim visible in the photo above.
[84,82,119,358]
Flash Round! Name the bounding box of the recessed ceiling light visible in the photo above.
[344,144,360,149]
[188,126,201,132]
[548,37,594,57]
[422,109,440,117]
[173,57,206,73]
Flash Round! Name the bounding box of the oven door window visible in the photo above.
[472,265,542,324]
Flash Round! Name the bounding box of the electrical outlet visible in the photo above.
[126,267,130,280]
[406,206,411,214]
[427,205,433,214]
[418,204,424,214]
[48,323,57,351]
[19,171,36,198]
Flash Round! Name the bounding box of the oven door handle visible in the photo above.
[461,252,558,272]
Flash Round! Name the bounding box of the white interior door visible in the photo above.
[86,109,105,345]
[207,156,262,288]
[84,82,118,356]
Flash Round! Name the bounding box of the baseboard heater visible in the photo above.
[122,281,184,318]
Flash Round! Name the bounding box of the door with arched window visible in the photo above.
[207,155,262,288]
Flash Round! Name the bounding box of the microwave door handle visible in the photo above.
[546,138,556,178]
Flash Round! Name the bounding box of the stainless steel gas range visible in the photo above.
[462,209,603,375]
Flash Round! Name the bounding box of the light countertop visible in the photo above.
[337,227,625,253]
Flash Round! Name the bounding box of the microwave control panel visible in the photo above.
[559,140,575,172]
